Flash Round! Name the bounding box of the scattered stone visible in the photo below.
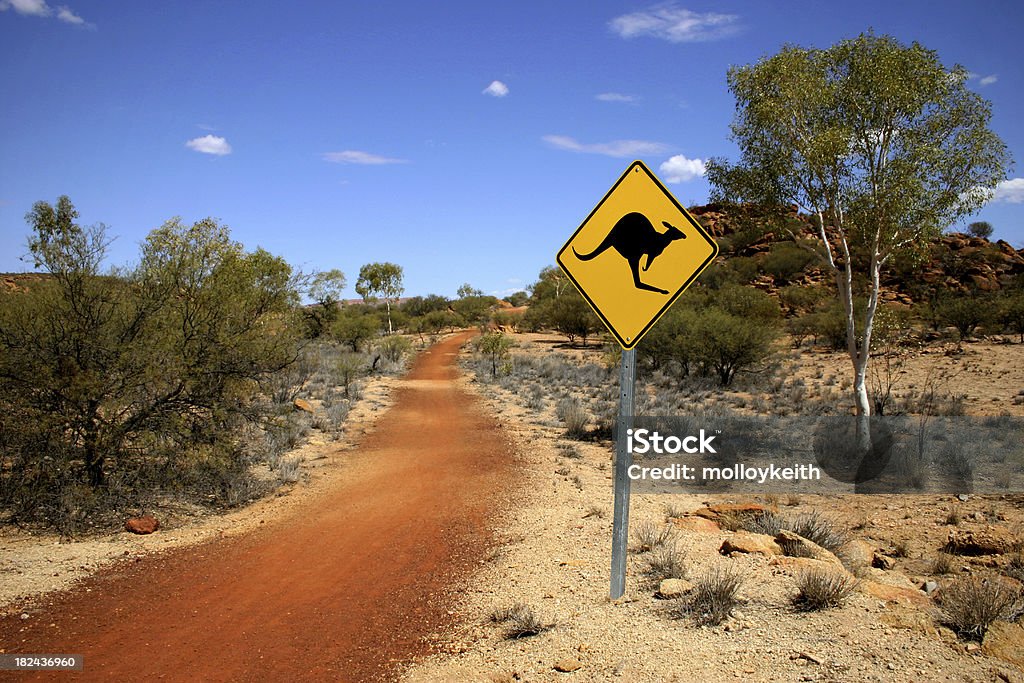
[553,658,582,673]
[293,398,314,413]
[957,494,970,502]
[124,516,160,535]
[656,578,694,599]
[945,526,1018,555]
[20,613,29,620]
[922,581,940,596]
[720,532,782,557]
[983,621,1024,669]
[872,552,896,570]
[775,530,841,565]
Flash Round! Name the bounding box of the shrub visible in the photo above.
[786,511,849,553]
[793,568,859,611]
[632,520,674,553]
[555,397,589,439]
[0,200,301,530]
[490,602,553,639]
[679,564,745,626]
[761,242,816,284]
[645,541,688,582]
[937,294,994,342]
[475,331,514,377]
[940,575,1022,640]
[378,334,412,363]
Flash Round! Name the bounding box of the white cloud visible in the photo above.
[56,4,82,23]
[992,178,1024,204]
[322,150,408,165]
[542,134,668,158]
[596,92,637,103]
[966,72,998,87]
[0,0,50,16]
[482,80,509,97]
[658,154,706,183]
[1,0,92,26]
[609,4,739,43]
[186,135,232,156]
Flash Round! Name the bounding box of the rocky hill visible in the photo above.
[688,204,1024,306]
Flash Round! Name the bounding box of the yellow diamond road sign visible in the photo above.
[556,160,718,349]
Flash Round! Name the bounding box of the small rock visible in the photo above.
[656,578,694,599]
[923,581,940,596]
[872,552,896,570]
[957,494,970,502]
[124,516,160,535]
[553,658,582,673]
[945,526,1017,555]
[293,398,314,413]
[983,621,1024,668]
[775,530,841,564]
[720,532,782,556]
[20,613,29,620]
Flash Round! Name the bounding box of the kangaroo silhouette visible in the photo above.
[573,212,687,294]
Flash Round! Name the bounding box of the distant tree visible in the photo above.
[999,291,1024,343]
[305,268,346,338]
[355,262,404,334]
[967,221,994,239]
[457,282,483,299]
[707,32,1009,422]
[451,293,497,327]
[332,307,380,352]
[506,290,529,307]
[937,293,993,343]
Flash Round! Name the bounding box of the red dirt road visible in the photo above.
[1,332,518,682]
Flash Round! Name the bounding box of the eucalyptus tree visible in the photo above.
[707,32,1009,420]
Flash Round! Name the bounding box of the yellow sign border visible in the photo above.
[555,160,718,350]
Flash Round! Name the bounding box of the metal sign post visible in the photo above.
[555,160,718,601]
[609,347,636,599]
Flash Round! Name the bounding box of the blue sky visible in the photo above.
[2,1,1022,299]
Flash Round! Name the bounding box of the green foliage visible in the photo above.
[401,294,449,317]
[0,198,301,529]
[304,268,346,338]
[967,221,993,239]
[524,267,601,345]
[331,306,381,352]
[692,308,778,386]
[451,293,498,327]
[475,331,514,377]
[377,335,412,363]
[640,285,780,385]
[355,262,404,334]
[937,293,994,341]
[761,242,816,284]
[505,290,529,307]
[707,31,1010,414]
[999,290,1024,343]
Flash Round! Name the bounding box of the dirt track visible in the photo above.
[0,332,518,682]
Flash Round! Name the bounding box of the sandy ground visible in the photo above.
[402,333,1024,683]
